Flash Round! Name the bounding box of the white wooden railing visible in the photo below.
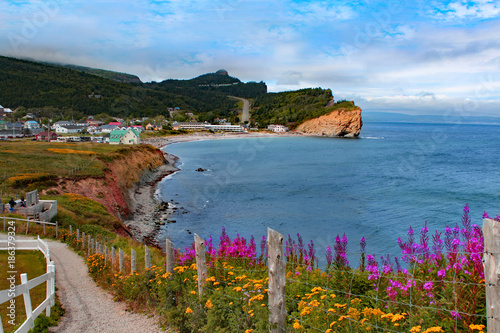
[1,217,58,238]
[0,236,56,333]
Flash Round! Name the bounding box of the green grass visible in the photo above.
[0,250,47,333]
[0,140,158,201]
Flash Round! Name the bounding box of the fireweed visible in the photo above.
[92,206,489,332]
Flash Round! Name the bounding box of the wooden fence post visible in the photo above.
[20,273,34,330]
[96,241,99,254]
[112,247,115,269]
[88,235,91,255]
[82,232,85,249]
[194,234,207,296]
[3,216,5,231]
[105,245,108,263]
[268,228,286,333]
[77,229,80,242]
[483,218,500,332]
[70,225,72,235]
[26,220,29,235]
[92,238,95,254]
[119,248,124,272]
[55,221,58,238]
[165,238,175,274]
[43,223,46,235]
[131,249,136,272]
[145,245,151,269]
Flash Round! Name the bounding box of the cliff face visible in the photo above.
[296,107,363,137]
[52,146,167,234]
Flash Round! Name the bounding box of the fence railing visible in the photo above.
[65,220,493,332]
[2,217,58,238]
[1,215,494,332]
[0,236,56,333]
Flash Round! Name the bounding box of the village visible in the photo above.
[0,104,290,144]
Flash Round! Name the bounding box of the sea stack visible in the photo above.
[296,107,363,137]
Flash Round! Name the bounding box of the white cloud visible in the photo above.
[289,1,356,22]
[432,0,500,20]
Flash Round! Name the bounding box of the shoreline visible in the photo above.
[125,131,301,248]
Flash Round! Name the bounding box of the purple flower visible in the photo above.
[360,237,366,253]
[437,269,446,279]
[483,211,491,219]
[450,311,462,319]
[325,246,333,267]
[463,203,470,213]
[423,281,433,291]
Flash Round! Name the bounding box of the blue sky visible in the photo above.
[1,0,500,116]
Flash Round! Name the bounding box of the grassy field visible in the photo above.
[0,250,47,332]
[0,139,155,201]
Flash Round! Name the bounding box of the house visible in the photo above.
[132,125,144,132]
[35,132,59,141]
[102,133,110,143]
[76,121,88,127]
[109,128,141,145]
[87,120,104,127]
[56,125,83,134]
[24,120,40,130]
[100,125,118,133]
[268,125,289,133]
[52,121,74,131]
[5,122,24,131]
[108,121,123,127]
[145,122,162,131]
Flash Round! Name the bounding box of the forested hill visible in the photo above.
[0,57,262,120]
[147,69,267,99]
[55,64,142,83]
[252,88,358,128]
[0,56,354,127]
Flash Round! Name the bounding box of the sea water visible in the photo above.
[157,122,500,264]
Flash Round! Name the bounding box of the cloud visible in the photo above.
[431,0,500,21]
[288,1,356,22]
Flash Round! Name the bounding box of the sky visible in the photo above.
[1,0,500,116]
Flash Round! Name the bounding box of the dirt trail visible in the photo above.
[0,235,164,332]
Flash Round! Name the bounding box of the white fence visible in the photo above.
[0,236,56,333]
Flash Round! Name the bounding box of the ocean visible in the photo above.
[157,122,500,264]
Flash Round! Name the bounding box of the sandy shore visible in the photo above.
[144,131,302,149]
[126,131,302,247]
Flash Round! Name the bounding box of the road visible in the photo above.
[228,96,250,123]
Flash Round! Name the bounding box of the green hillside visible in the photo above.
[252,88,358,128]
[0,56,352,127]
[0,56,241,119]
[57,64,142,83]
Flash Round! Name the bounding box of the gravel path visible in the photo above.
[1,235,164,332]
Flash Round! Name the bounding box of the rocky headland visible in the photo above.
[296,107,363,137]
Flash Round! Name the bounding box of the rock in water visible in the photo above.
[296,107,363,137]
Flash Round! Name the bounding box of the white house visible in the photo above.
[56,125,83,134]
[23,120,40,129]
[268,125,289,133]
[100,125,118,133]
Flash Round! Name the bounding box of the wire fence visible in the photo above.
[2,215,493,333]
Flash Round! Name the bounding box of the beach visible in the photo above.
[125,131,300,247]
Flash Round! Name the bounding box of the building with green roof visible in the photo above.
[109,128,141,145]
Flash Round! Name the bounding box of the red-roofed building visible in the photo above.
[35,132,59,141]
[108,122,123,126]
